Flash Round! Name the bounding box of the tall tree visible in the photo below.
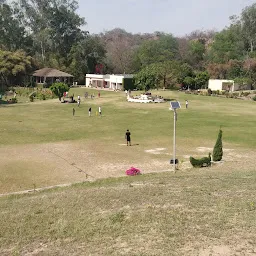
[69,35,106,83]
[136,34,179,67]
[13,0,86,65]
[241,4,256,53]
[0,50,35,88]
[0,2,32,51]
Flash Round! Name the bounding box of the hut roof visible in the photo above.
[33,68,73,77]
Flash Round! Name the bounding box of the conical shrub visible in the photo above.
[213,129,223,161]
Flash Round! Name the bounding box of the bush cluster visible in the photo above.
[190,153,211,168]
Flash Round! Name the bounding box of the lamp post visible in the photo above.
[170,101,181,172]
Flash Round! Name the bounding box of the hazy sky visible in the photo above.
[77,0,255,36]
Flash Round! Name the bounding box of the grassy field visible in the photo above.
[0,88,255,194]
[0,170,255,255]
[0,88,256,255]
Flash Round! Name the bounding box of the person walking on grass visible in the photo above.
[72,107,75,116]
[77,95,81,107]
[125,129,131,146]
[99,106,102,116]
[89,107,92,117]
[185,100,188,109]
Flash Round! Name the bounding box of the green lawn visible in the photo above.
[0,88,255,147]
[0,88,256,255]
[0,88,255,194]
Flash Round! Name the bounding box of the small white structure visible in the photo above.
[208,79,252,92]
[85,74,133,90]
[208,79,236,92]
[127,94,165,103]
[127,94,153,103]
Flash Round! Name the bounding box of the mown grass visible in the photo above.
[0,88,255,147]
[0,169,255,255]
[0,88,256,255]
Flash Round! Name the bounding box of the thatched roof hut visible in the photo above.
[33,68,73,84]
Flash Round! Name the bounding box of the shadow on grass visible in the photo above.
[164,98,176,102]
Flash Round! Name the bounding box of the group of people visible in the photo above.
[72,105,102,117]
[88,106,102,117]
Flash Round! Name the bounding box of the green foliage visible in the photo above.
[69,36,106,82]
[190,153,211,168]
[0,50,35,87]
[135,65,158,91]
[0,2,32,51]
[136,34,179,66]
[252,95,256,101]
[194,71,210,89]
[212,129,223,162]
[50,82,69,101]
[123,78,136,91]
[207,26,244,63]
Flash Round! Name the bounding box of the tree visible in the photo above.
[194,71,210,89]
[212,129,223,162]
[207,25,244,63]
[135,65,158,91]
[136,34,179,67]
[13,0,86,64]
[0,2,32,51]
[50,82,69,101]
[69,35,106,83]
[186,39,206,68]
[241,4,256,53]
[101,28,136,74]
[0,50,35,88]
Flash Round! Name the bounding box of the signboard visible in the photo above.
[170,101,181,110]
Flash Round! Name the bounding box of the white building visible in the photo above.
[85,74,134,90]
[208,79,251,92]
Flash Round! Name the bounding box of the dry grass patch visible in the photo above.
[0,169,255,255]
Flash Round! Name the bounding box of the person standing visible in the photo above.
[88,107,92,117]
[98,91,100,98]
[72,107,75,116]
[125,129,131,146]
[185,100,188,109]
[98,106,102,116]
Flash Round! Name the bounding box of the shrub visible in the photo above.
[213,129,223,161]
[50,82,69,101]
[190,153,211,168]
[252,96,256,101]
[243,92,250,97]
[232,92,239,98]
[207,88,212,95]
[29,92,36,102]
[126,167,141,176]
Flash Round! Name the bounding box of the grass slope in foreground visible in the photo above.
[0,169,256,255]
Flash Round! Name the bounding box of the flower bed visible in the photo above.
[126,167,141,176]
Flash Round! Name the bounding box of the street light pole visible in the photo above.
[170,101,180,172]
[173,109,177,172]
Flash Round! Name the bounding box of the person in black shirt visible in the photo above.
[125,129,131,146]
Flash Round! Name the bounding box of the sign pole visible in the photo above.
[173,109,176,172]
[169,101,180,172]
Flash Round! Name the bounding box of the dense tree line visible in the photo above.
[1,0,256,90]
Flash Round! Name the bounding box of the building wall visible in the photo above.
[85,74,134,90]
[208,79,234,91]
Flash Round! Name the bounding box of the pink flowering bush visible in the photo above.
[126,167,141,176]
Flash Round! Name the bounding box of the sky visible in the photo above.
[77,0,255,36]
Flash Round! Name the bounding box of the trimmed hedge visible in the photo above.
[190,153,211,168]
[213,129,223,161]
